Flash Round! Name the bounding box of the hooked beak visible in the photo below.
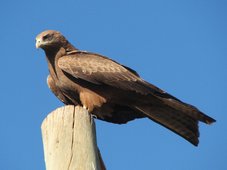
[35,39,41,49]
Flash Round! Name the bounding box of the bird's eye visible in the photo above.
[43,34,52,41]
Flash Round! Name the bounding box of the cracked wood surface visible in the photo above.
[41,105,105,170]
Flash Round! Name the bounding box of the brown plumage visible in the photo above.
[36,30,215,146]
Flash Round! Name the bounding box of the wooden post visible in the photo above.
[41,105,106,170]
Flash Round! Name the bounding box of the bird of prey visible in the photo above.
[36,30,215,146]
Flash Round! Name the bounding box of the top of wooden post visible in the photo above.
[41,105,106,170]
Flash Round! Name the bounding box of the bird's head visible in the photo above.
[36,30,68,50]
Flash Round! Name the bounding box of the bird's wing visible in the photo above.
[58,51,215,124]
[58,51,155,95]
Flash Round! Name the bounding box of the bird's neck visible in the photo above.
[44,42,77,80]
[65,41,78,52]
[45,48,59,67]
[45,47,64,80]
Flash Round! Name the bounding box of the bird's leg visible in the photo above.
[82,104,97,119]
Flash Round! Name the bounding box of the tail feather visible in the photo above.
[144,82,216,124]
[159,97,216,124]
[134,105,200,146]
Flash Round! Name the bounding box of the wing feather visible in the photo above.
[58,51,216,124]
[58,51,151,94]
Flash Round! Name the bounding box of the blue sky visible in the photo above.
[0,0,226,169]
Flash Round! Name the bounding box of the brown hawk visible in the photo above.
[36,30,215,146]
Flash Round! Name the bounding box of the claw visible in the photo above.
[83,105,89,111]
[91,114,97,119]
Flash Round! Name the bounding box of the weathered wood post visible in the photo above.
[41,105,106,170]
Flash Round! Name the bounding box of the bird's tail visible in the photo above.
[159,97,216,124]
[134,104,200,146]
[143,82,216,125]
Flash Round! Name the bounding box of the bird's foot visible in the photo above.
[91,114,97,119]
[83,105,89,111]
